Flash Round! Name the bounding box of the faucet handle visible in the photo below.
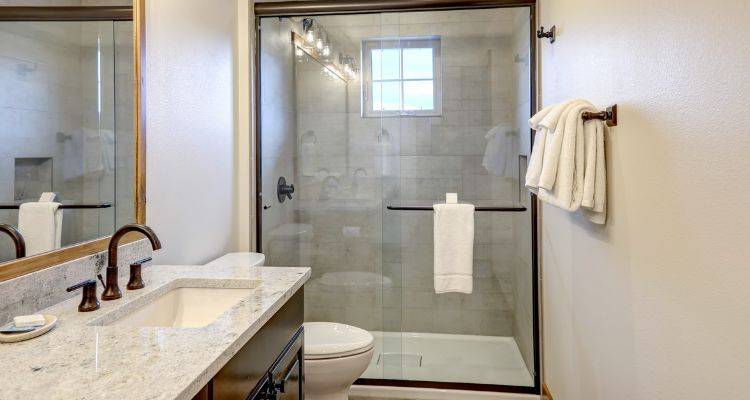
[66,279,100,312]
[126,257,152,290]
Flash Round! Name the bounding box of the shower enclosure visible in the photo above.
[256,1,538,393]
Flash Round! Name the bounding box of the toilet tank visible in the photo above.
[204,252,266,267]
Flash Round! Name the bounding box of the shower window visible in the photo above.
[362,36,442,117]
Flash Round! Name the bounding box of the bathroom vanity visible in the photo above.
[197,289,304,400]
[0,264,310,400]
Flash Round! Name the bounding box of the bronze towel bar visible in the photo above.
[387,204,527,212]
[582,104,618,127]
[0,203,112,210]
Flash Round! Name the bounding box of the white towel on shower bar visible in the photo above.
[433,203,475,294]
[18,199,62,256]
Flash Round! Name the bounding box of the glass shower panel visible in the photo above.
[259,15,388,363]
[258,5,535,389]
[380,7,535,386]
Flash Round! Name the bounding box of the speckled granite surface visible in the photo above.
[0,264,310,400]
[0,239,153,325]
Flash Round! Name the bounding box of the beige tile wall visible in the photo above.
[258,8,534,342]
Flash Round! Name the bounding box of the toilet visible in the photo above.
[203,252,266,267]
[304,322,374,400]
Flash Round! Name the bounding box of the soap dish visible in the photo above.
[0,315,57,343]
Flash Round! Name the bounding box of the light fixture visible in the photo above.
[302,18,315,43]
[292,19,360,82]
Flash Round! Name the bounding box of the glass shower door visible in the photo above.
[258,5,537,390]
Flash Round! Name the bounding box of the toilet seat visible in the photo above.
[304,322,374,360]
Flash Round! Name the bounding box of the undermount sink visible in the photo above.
[106,286,256,328]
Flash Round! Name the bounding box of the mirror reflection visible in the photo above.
[0,17,134,263]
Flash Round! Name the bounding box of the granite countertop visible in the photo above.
[0,265,310,400]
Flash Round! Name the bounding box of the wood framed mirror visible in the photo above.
[0,0,146,282]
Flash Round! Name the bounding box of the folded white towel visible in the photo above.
[584,120,607,224]
[538,101,597,210]
[526,100,582,189]
[18,201,62,256]
[527,100,608,224]
[433,203,475,294]
[13,314,45,328]
[538,100,590,190]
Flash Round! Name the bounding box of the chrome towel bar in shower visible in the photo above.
[387,204,527,212]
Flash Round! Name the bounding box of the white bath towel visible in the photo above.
[537,100,591,190]
[433,203,475,294]
[482,123,515,176]
[526,100,582,189]
[526,100,608,224]
[584,120,607,224]
[18,200,62,256]
[537,101,597,211]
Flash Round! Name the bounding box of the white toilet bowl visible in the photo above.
[304,322,374,400]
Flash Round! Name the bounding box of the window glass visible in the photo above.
[373,81,401,111]
[402,48,433,79]
[363,36,440,116]
[403,80,434,111]
[371,48,401,81]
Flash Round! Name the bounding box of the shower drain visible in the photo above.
[376,353,423,367]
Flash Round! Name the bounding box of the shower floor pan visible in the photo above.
[361,331,534,387]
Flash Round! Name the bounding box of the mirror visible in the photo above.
[0,1,144,279]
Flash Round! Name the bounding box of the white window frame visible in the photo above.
[361,36,442,118]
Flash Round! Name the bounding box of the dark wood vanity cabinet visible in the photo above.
[193,289,304,400]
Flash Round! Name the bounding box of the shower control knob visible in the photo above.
[277,177,295,202]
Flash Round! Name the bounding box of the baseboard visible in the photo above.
[350,385,541,400]
[542,384,553,400]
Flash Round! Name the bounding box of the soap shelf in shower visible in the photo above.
[387,203,526,212]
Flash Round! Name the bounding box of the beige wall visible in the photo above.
[145,0,237,264]
[539,1,750,399]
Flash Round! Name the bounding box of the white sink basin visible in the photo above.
[108,287,255,328]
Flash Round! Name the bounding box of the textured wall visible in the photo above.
[539,1,750,399]
[145,0,236,264]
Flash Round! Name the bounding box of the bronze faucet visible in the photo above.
[66,279,100,312]
[0,224,26,259]
[101,224,162,301]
